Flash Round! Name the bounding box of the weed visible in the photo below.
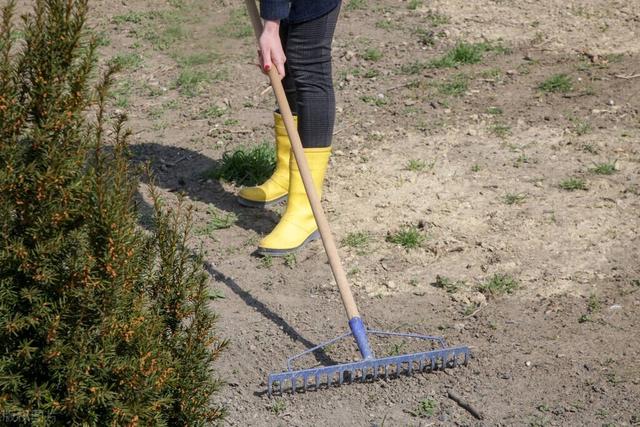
[431,275,464,293]
[425,10,450,26]
[487,106,503,115]
[481,68,503,80]
[200,105,227,119]
[591,161,617,175]
[196,211,237,234]
[341,231,372,252]
[271,399,286,415]
[559,178,587,191]
[478,274,518,296]
[413,28,436,46]
[587,293,601,313]
[490,123,511,138]
[409,278,419,287]
[389,341,406,356]
[208,288,225,300]
[364,69,380,79]
[260,256,273,269]
[112,11,148,25]
[504,193,527,205]
[361,95,388,107]
[406,159,434,172]
[573,119,592,136]
[174,51,219,67]
[430,41,505,68]
[400,61,427,75]
[109,52,143,69]
[409,398,437,418]
[375,19,394,30]
[175,69,212,97]
[463,303,479,316]
[386,226,425,250]
[471,164,481,172]
[345,0,367,11]
[408,0,423,10]
[515,153,530,165]
[437,74,468,96]
[538,74,573,93]
[284,254,297,269]
[363,47,383,61]
[206,143,275,186]
[582,144,599,154]
[110,80,133,108]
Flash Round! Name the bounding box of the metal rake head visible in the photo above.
[268,329,469,395]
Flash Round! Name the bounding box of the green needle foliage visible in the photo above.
[0,1,226,425]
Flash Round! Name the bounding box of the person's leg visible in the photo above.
[237,19,300,208]
[283,5,340,148]
[258,5,340,255]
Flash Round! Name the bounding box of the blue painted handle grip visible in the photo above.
[349,317,374,360]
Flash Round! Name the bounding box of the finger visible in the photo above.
[260,47,272,74]
[274,60,286,79]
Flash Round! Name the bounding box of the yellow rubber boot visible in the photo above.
[258,147,331,256]
[238,112,297,207]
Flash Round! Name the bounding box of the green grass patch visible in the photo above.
[174,51,219,67]
[408,0,423,10]
[430,41,506,68]
[405,159,434,172]
[487,106,503,115]
[400,60,427,75]
[503,193,527,205]
[112,11,148,25]
[206,143,275,186]
[341,231,372,252]
[591,161,617,175]
[559,178,588,191]
[361,95,387,107]
[175,69,212,97]
[538,74,573,93]
[425,11,450,26]
[109,52,143,69]
[110,80,133,108]
[363,47,383,61]
[345,0,367,11]
[489,123,511,138]
[386,226,425,250]
[431,275,464,293]
[196,210,237,234]
[478,274,518,296]
[409,398,437,418]
[199,105,227,119]
[437,74,468,96]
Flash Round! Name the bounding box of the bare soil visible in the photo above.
[16,0,640,424]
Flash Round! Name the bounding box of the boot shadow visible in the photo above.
[130,142,281,236]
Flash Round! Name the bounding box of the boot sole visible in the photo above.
[237,194,288,208]
[257,230,321,257]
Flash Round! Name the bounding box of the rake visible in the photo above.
[244,0,470,395]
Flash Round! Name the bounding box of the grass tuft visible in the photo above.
[478,274,518,296]
[341,231,372,252]
[386,226,425,249]
[559,178,588,191]
[431,275,464,293]
[206,143,275,186]
[591,161,617,175]
[538,74,573,93]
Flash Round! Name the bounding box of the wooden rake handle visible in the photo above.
[244,0,360,321]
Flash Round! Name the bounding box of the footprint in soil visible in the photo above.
[130,143,279,235]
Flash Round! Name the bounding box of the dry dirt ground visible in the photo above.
[14,0,640,425]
